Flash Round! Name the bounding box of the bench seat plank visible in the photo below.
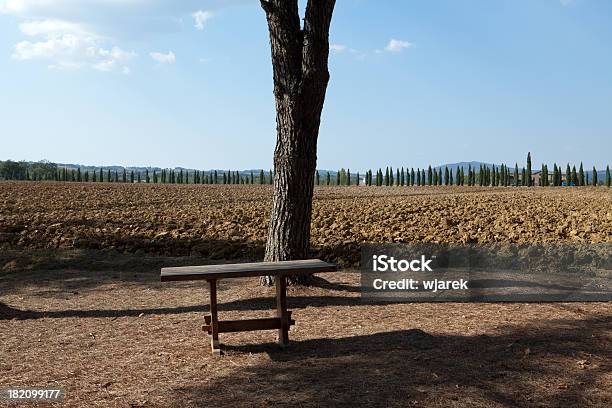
[160,259,337,282]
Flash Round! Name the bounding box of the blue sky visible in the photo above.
[0,0,610,171]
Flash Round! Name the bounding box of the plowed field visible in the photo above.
[1,181,611,407]
[0,182,610,267]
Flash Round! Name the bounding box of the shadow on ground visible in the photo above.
[169,316,610,407]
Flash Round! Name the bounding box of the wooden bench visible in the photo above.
[160,259,337,355]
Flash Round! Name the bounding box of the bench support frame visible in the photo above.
[202,275,294,355]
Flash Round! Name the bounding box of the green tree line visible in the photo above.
[2,154,610,187]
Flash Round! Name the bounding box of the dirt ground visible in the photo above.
[0,183,610,407]
[1,183,610,268]
[0,251,610,407]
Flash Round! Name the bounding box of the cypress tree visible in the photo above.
[396,168,400,186]
[514,164,519,187]
[137,172,141,183]
[347,169,351,186]
[146,169,150,183]
[107,169,111,182]
[357,172,360,186]
[444,167,449,185]
[605,165,610,187]
[504,164,508,186]
[427,165,432,186]
[122,169,127,183]
[521,168,526,186]
[433,169,438,186]
[315,171,320,186]
[269,170,273,184]
[410,168,415,186]
[526,152,532,186]
[154,170,158,184]
[336,170,341,185]
[572,165,577,186]
[389,167,394,186]
[449,168,454,185]
[326,171,331,186]
[578,162,585,186]
[565,164,570,186]
[259,169,265,184]
[131,171,135,183]
[250,171,254,184]
[467,165,472,186]
[93,170,97,182]
[592,167,598,186]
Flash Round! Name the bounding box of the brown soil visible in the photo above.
[1,263,610,407]
[0,183,611,407]
[0,182,610,267]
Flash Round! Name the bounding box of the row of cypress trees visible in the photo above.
[4,154,611,187]
[356,163,610,187]
[320,153,610,187]
[45,168,276,185]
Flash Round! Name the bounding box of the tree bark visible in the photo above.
[260,0,336,286]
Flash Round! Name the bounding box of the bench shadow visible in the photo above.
[169,316,611,407]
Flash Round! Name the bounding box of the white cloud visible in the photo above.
[330,43,347,53]
[192,10,212,31]
[11,18,136,73]
[150,51,175,64]
[384,38,413,53]
[1,1,248,72]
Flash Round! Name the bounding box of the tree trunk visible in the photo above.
[259,0,336,286]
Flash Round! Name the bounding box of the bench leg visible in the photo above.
[208,279,221,356]
[275,275,289,347]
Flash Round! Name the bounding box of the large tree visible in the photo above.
[260,0,336,285]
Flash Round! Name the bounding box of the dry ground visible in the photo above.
[1,263,610,407]
[1,182,610,267]
[0,183,611,407]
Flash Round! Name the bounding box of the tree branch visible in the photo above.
[261,0,302,96]
[302,0,336,78]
